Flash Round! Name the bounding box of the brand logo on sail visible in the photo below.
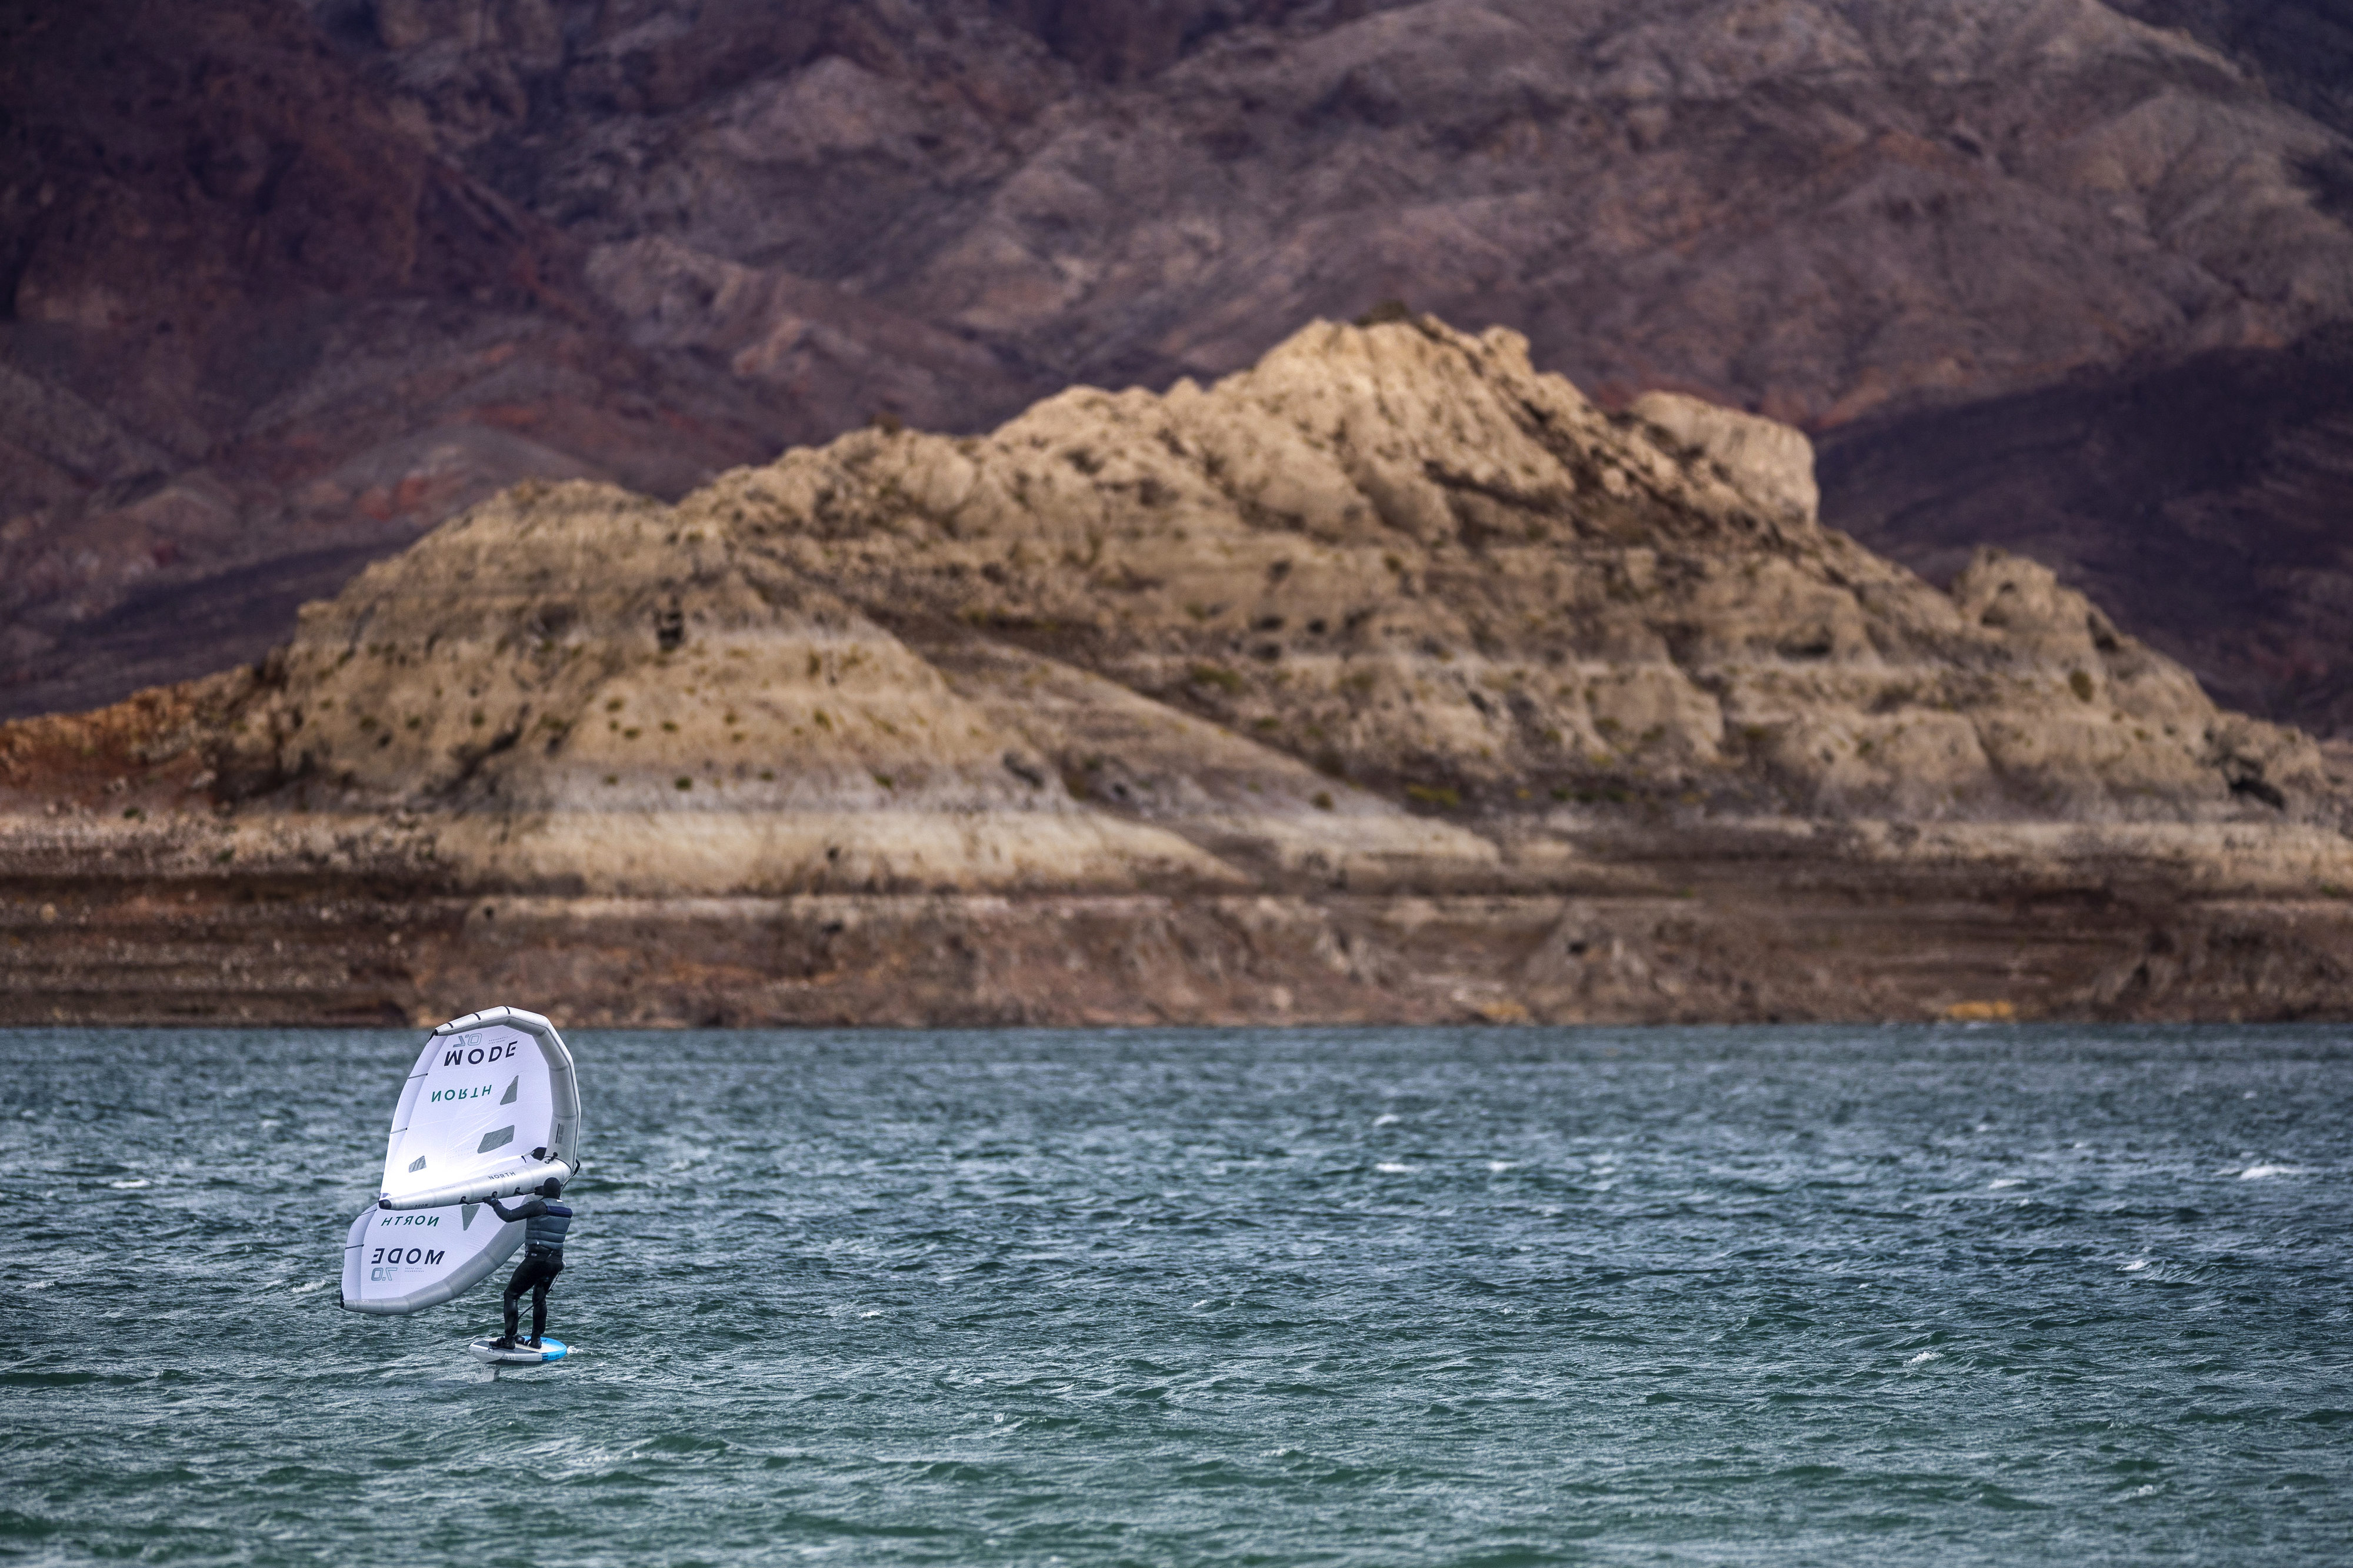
[442,1037,521,1069]
[369,1245,445,1276]
[377,1213,440,1229]
[429,1083,499,1103]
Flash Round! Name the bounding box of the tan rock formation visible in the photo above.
[1628,392,1820,525]
[5,316,2351,1025]
[687,317,2333,827]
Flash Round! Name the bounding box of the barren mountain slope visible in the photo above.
[9,0,2353,742]
[7,318,2350,1026]
[1822,323,2353,735]
[0,0,815,719]
[323,0,2353,419]
[687,316,2335,827]
[2111,0,2353,141]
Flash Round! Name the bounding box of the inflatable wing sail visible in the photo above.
[339,1196,521,1317]
[340,1007,583,1316]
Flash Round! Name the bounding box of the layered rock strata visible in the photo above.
[5,318,2351,1025]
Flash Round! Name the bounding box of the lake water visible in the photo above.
[2,1025,2348,1566]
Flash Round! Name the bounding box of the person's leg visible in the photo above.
[529,1260,561,1345]
[499,1259,531,1345]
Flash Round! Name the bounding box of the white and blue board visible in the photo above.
[469,1336,569,1367]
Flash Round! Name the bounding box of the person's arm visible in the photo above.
[486,1196,544,1223]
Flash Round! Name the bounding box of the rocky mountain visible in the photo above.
[7,319,2349,1025]
[1822,322,2353,735]
[2109,0,2353,140]
[5,0,2352,736]
[316,0,2353,414]
[0,0,806,716]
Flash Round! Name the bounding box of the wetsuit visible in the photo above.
[487,1195,572,1343]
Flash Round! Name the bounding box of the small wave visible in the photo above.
[2119,1257,2202,1285]
[1373,1113,1401,1127]
[1488,1160,1517,1173]
[2238,1165,2307,1180]
[859,1310,883,1319]
[1905,1350,1942,1366]
[1988,1178,2024,1189]
[107,1179,149,1190]
[1375,1162,1415,1175]
[289,1280,327,1295]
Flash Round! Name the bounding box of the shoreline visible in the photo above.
[9,809,2350,1027]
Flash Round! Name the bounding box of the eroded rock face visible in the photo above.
[689,317,2329,825]
[0,0,802,721]
[189,317,2339,838]
[209,479,1241,895]
[197,316,2332,840]
[11,0,2353,734]
[1820,325,2353,739]
[1628,393,1819,525]
[6,315,2349,1025]
[294,0,2353,420]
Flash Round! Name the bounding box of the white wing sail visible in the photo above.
[340,1199,523,1315]
[376,1007,582,1209]
[339,1006,584,1316]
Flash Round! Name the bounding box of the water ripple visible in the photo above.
[1,1023,2348,1564]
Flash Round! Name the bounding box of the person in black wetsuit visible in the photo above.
[485,1177,572,1349]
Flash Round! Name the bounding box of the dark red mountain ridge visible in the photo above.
[5,0,2352,729]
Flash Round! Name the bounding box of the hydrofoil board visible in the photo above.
[468,1336,568,1366]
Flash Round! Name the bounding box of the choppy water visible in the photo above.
[2,1025,2349,1566]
